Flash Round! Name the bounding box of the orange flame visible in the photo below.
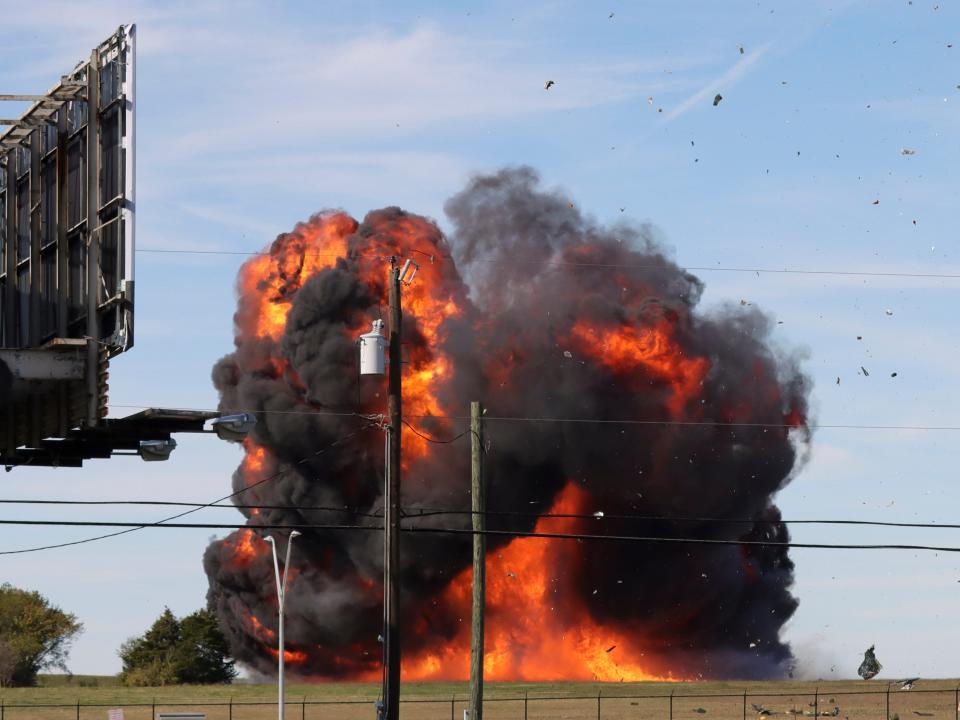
[568,321,709,416]
[401,484,675,682]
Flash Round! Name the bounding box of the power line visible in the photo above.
[1,518,959,553]
[135,247,960,280]
[107,404,960,433]
[2,498,959,531]
[0,426,376,556]
[401,418,468,444]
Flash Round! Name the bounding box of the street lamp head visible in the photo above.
[264,535,276,545]
[289,530,301,539]
[211,412,257,442]
[138,438,176,462]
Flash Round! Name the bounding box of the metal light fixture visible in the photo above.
[137,438,176,462]
[265,531,301,720]
[211,412,257,442]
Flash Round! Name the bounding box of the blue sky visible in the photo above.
[1,0,959,679]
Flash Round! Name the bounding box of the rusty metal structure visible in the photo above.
[0,26,213,468]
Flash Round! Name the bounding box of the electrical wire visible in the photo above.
[2,498,959,531]
[400,418,468,444]
[135,247,960,280]
[0,425,375,556]
[107,404,960,433]
[1,519,959,553]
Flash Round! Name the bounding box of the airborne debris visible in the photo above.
[901,148,916,155]
[563,350,573,358]
[858,644,882,680]
[872,199,880,205]
[898,678,920,690]
[608,12,615,18]
[544,80,555,90]
[739,45,745,54]
[713,94,723,106]
[593,511,605,518]
[885,309,894,316]
[891,372,898,378]
[752,704,774,716]
[694,709,707,715]
[606,645,616,652]
[861,366,869,376]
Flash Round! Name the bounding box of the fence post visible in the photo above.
[451,693,455,720]
[524,690,528,720]
[229,696,233,720]
[886,683,891,720]
[743,689,747,720]
[955,685,959,720]
[597,688,602,720]
[152,697,156,719]
[814,687,818,719]
[670,688,674,720]
[76,697,80,720]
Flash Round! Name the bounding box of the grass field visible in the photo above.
[2,677,957,719]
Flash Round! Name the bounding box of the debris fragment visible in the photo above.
[544,80,555,90]
[606,645,616,653]
[898,678,919,690]
[891,372,898,378]
[739,45,745,54]
[913,712,933,717]
[858,644,882,680]
[901,148,916,155]
[836,377,840,385]
[713,94,723,106]
[885,309,893,316]
[752,704,774,716]
[693,708,707,714]
[740,299,751,306]
[593,511,604,518]
[608,12,615,18]
[861,366,870,377]
[872,199,880,205]
[563,350,573,358]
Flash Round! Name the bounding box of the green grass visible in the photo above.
[4,677,958,720]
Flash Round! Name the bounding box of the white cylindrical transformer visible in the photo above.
[359,319,386,376]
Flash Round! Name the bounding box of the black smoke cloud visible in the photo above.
[204,166,811,680]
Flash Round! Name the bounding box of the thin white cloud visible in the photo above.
[663,41,773,122]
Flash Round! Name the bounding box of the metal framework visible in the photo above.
[0,26,136,466]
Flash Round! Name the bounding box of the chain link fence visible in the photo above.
[1,686,957,720]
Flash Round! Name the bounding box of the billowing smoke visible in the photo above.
[203,167,811,682]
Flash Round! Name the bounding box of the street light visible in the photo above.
[265,531,301,720]
[137,438,176,461]
[211,412,257,442]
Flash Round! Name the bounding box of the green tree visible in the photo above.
[120,608,236,686]
[0,583,82,687]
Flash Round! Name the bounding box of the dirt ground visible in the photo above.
[4,678,959,720]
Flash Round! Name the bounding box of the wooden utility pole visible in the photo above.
[469,401,486,720]
[383,261,403,720]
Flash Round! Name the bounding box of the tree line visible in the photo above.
[0,584,236,687]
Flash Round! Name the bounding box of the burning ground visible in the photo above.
[203,166,811,682]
